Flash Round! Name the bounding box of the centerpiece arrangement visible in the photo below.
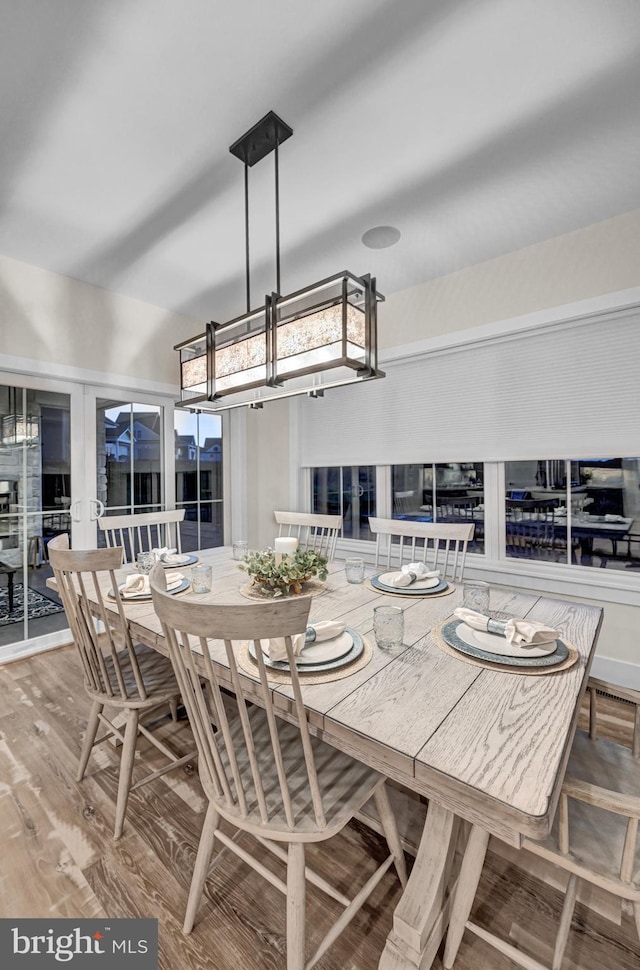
[241,548,328,597]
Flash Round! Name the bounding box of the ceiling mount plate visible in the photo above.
[229,110,293,167]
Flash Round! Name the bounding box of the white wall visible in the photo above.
[379,207,640,348]
[0,253,196,384]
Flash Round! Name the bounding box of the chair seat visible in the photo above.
[524,729,640,896]
[91,642,180,707]
[209,706,384,840]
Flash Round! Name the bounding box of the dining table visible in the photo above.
[49,546,603,970]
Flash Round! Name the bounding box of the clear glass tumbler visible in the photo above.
[345,558,365,584]
[191,563,212,593]
[373,605,404,651]
[136,551,154,575]
[232,540,249,561]
[462,580,490,614]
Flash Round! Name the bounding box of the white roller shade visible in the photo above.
[297,306,640,466]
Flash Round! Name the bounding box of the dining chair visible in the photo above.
[48,534,194,840]
[586,676,640,758]
[443,680,640,970]
[368,517,474,583]
[97,508,186,564]
[273,510,342,560]
[149,566,407,969]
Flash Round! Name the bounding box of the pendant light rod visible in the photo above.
[244,162,250,313]
[275,138,281,296]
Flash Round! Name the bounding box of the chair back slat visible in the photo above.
[150,568,328,832]
[274,511,342,561]
[48,535,149,703]
[98,510,185,564]
[369,517,473,583]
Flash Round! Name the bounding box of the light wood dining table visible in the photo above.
[50,546,603,970]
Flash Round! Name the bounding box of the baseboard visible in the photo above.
[590,654,640,690]
[0,628,72,665]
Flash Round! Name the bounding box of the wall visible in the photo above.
[246,398,292,550]
[379,207,640,347]
[0,253,196,385]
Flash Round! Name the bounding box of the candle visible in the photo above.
[274,536,298,565]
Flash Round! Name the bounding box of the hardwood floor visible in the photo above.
[1,645,638,970]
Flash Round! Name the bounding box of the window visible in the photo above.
[175,410,223,551]
[504,458,640,569]
[312,466,376,540]
[391,463,485,553]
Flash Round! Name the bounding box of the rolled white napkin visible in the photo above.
[121,571,184,598]
[604,514,624,523]
[152,546,179,561]
[266,620,346,662]
[122,573,150,596]
[391,563,440,588]
[454,607,559,648]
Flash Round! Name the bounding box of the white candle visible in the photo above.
[274,536,298,565]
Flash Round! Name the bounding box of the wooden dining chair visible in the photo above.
[274,510,342,560]
[48,534,194,840]
[369,517,474,583]
[443,680,640,970]
[586,676,640,758]
[149,565,407,969]
[97,508,186,564]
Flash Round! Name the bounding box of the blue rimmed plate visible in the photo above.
[159,553,198,567]
[371,572,448,596]
[249,627,364,673]
[440,619,569,668]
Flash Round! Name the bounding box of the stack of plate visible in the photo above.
[440,619,569,669]
[370,571,448,596]
[250,627,364,672]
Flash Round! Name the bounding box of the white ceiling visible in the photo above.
[1,0,640,325]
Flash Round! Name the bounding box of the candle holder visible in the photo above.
[241,548,327,597]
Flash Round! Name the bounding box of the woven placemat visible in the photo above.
[364,579,456,600]
[237,637,373,685]
[431,619,579,676]
[238,579,328,601]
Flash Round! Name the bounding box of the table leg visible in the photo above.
[8,571,14,613]
[379,801,458,970]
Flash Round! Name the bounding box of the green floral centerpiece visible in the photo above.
[241,548,328,597]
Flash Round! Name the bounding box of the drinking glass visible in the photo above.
[345,558,365,584]
[373,605,404,651]
[232,539,249,561]
[463,580,490,614]
[191,563,212,593]
[136,551,154,575]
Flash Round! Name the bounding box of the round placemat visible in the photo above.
[431,620,579,675]
[365,579,456,599]
[237,637,373,685]
[238,579,328,601]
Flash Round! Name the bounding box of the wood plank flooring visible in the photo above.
[1,645,638,970]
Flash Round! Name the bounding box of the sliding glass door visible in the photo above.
[0,384,71,647]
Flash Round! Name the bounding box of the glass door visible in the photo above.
[0,384,71,648]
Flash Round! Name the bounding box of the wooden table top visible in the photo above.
[50,546,602,847]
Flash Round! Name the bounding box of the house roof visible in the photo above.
[1,0,639,325]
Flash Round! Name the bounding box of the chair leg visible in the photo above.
[114,709,139,841]
[183,802,220,935]
[633,900,640,942]
[443,825,490,969]
[77,700,102,782]
[287,842,306,970]
[373,784,408,887]
[552,873,578,970]
[169,697,179,722]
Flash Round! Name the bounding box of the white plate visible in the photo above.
[161,553,197,567]
[457,622,557,658]
[263,631,353,665]
[378,571,440,590]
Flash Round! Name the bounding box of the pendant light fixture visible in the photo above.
[176,111,384,411]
